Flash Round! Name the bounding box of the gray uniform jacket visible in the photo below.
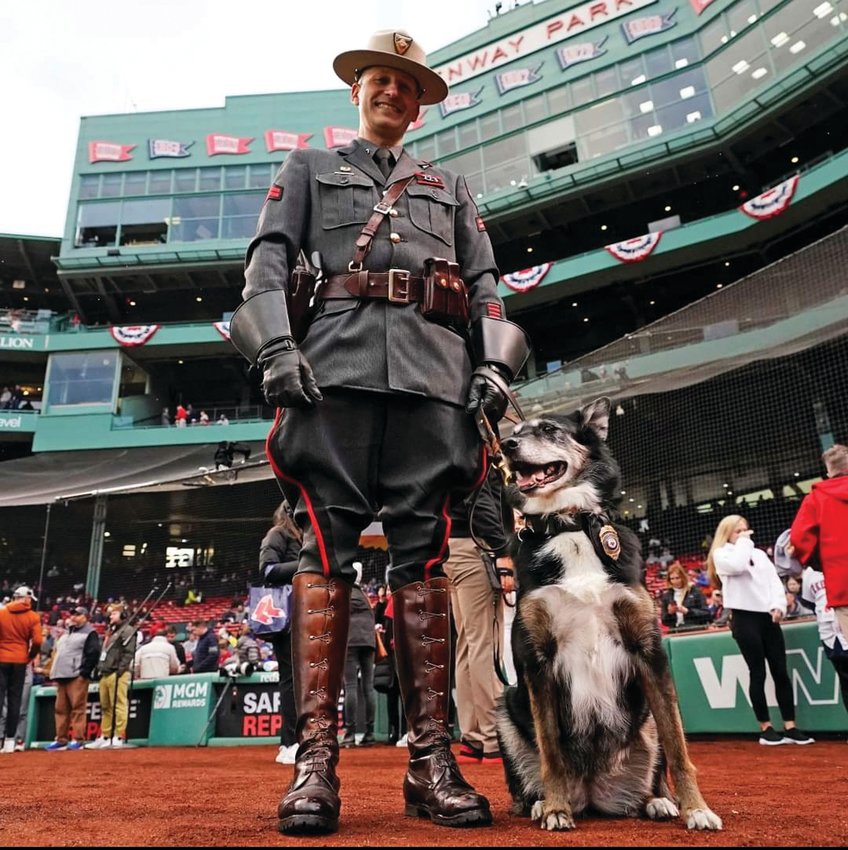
[243,139,505,407]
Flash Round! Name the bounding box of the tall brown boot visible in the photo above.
[393,577,492,828]
[277,573,350,835]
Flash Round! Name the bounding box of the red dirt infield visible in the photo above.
[1,737,846,847]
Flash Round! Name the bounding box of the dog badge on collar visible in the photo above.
[599,524,621,561]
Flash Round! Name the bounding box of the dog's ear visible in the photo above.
[581,397,611,441]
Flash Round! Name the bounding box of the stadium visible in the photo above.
[1,1,847,843]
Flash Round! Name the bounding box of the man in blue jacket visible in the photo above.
[189,620,219,673]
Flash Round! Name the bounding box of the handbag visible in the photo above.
[373,653,395,694]
[247,585,293,635]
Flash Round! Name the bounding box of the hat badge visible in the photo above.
[393,33,412,55]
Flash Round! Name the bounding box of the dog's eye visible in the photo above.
[540,422,557,434]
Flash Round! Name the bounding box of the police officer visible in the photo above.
[231,29,529,836]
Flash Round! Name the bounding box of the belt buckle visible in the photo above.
[387,268,411,303]
[373,201,392,215]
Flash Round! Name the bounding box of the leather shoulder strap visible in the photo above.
[350,176,416,271]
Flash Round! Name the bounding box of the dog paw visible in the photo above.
[531,800,575,831]
[645,796,679,820]
[685,807,723,831]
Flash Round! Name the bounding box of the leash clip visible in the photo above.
[475,409,513,487]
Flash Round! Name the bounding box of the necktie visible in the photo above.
[374,147,394,179]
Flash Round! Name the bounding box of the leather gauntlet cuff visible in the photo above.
[230,289,292,366]
[470,316,531,381]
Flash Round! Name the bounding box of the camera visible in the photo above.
[219,660,255,678]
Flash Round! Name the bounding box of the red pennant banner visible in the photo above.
[323,127,358,148]
[264,130,312,152]
[501,263,553,293]
[739,175,799,221]
[109,325,160,347]
[89,141,135,163]
[213,321,231,341]
[690,0,718,13]
[206,134,253,156]
[605,233,663,263]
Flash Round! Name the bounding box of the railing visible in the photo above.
[112,404,272,430]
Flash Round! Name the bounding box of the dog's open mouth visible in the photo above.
[511,461,568,493]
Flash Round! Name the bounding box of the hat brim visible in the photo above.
[334,50,448,105]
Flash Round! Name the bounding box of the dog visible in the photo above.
[495,397,722,832]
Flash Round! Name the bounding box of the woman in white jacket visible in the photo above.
[706,514,814,746]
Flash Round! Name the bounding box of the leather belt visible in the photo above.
[318,270,425,304]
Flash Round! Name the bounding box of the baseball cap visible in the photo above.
[71,606,89,616]
[13,585,37,602]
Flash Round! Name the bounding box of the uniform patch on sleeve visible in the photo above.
[266,184,283,202]
[415,171,445,189]
[485,303,502,319]
[475,215,486,232]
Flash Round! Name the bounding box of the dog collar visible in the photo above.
[518,511,622,569]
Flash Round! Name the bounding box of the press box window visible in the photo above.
[119,199,170,246]
[528,115,579,172]
[76,201,120,247]
[45,350,119,408]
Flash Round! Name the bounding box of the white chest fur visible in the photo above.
[530,531,634,734]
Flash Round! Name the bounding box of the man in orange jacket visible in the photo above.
[0,586,42,754]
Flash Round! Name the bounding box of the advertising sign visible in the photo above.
[213,680,287,739]
[33,686,152,743]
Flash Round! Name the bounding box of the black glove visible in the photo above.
[465,364,510,421]
[87,669,101,682]
[258,338,323,409]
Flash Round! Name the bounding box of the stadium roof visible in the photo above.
[0,440,271,507]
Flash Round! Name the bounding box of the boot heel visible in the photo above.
[404,803,427,818]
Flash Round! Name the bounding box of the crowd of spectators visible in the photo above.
[640,532,815,634]
[0,384,35,411]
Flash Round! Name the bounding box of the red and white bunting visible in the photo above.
[501,263,553,293]
[109,324,160,347]
[213,321,231,341]
[605,232,662,263]
[740,175,799,221]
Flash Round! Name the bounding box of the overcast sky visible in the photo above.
[0,0,512,238]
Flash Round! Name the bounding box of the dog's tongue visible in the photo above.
[516,468,550,491]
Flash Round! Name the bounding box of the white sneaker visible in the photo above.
[110,738,126,748]
[1,738,15,754]
[14,740,25,752]
[395,732,408,748]
[275,743,298,765]
[85,736,111,749]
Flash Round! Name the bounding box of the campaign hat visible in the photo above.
[334,29,448,105]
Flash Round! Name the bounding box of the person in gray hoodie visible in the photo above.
[45,607,100,751]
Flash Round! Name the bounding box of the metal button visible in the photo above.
[340,177,349,184]
[389,209,399,217]
[390,232,402,244]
